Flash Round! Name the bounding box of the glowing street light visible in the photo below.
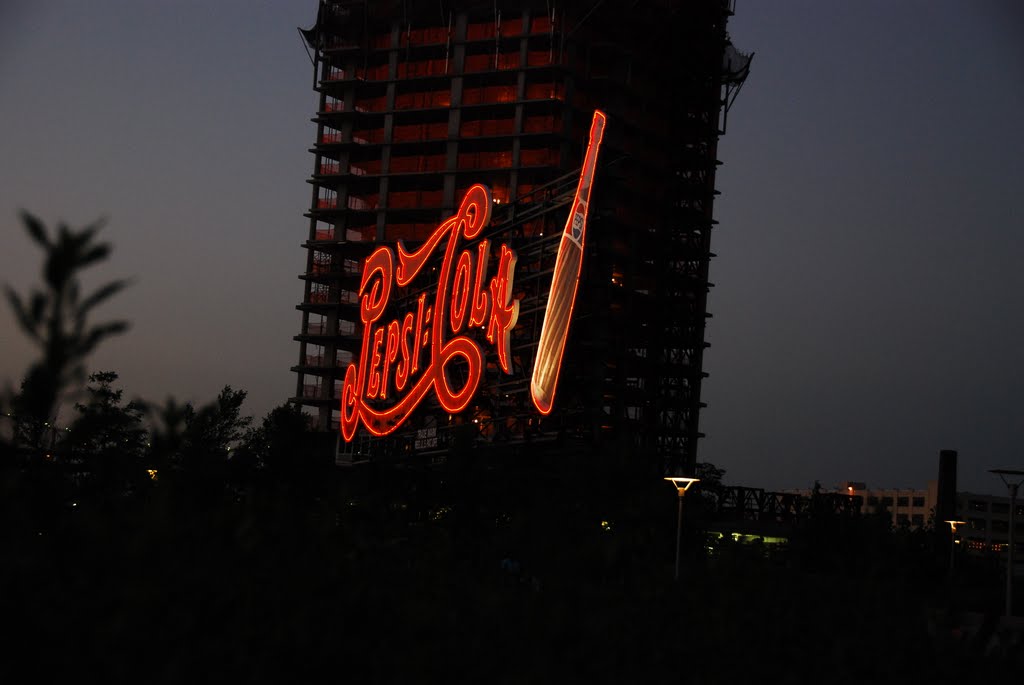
[944,519,967,578]
[989,468,1024,618]
[665,476,700,581]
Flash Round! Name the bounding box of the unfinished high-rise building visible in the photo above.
[293,0,749,474]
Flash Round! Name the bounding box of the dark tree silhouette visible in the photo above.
[143,388,253,492]
[695,461,726,486]
[145,396,190,474]
[66,371,147,495]
[4,212,129,450]
[240,402,311,474]
[68,372,146,455]
[182,386,251,460]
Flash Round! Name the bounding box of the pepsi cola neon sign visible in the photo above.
[339,184,519,440]
[340,110,607,441]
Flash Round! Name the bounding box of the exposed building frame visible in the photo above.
[292,0,747,474]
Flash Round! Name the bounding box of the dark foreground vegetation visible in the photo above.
[2,452,1022,683]
[3,215,1021,682]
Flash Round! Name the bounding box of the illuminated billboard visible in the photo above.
[340,110,606,442]
[531,110,606,414]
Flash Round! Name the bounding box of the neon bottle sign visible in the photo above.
[531,110,606,414]
[340,184,519,441]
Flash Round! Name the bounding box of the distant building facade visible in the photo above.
[956,492,1024,556]
[796,481,1024,560]
[787,481,937,531]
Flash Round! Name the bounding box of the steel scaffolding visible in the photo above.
[292,0,748,474]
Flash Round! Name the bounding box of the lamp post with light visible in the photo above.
[665,477,700,581]
[989,468,1024,618]
[944,519,967,578]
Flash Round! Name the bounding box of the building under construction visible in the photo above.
[293,0,750,475]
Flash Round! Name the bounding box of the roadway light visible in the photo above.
[664,477,700,581]
[989,468,1024,618]
[944,519,967,578]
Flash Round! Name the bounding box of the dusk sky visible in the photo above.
[2,1,1021,495]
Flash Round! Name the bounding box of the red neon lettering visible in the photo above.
[381,320,400,399]
[413,294,425,375]
[368,327,384,399]
[469,240,491,327]
[395,312,414,392]
[340,184,521,440]
[486,245,519,374]
[450,250,472,333]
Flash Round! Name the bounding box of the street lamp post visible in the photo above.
[665,477,700,581]
[989,468,1024,618]
[944,519,967,578]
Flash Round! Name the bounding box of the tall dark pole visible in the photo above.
[1007,483,1018,617]
[945,520,966,581]
[675,492,684,581]
[950,528,956,575]
[989,469,1024,618]
[665,477,698,582]
[949,523,957,578]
